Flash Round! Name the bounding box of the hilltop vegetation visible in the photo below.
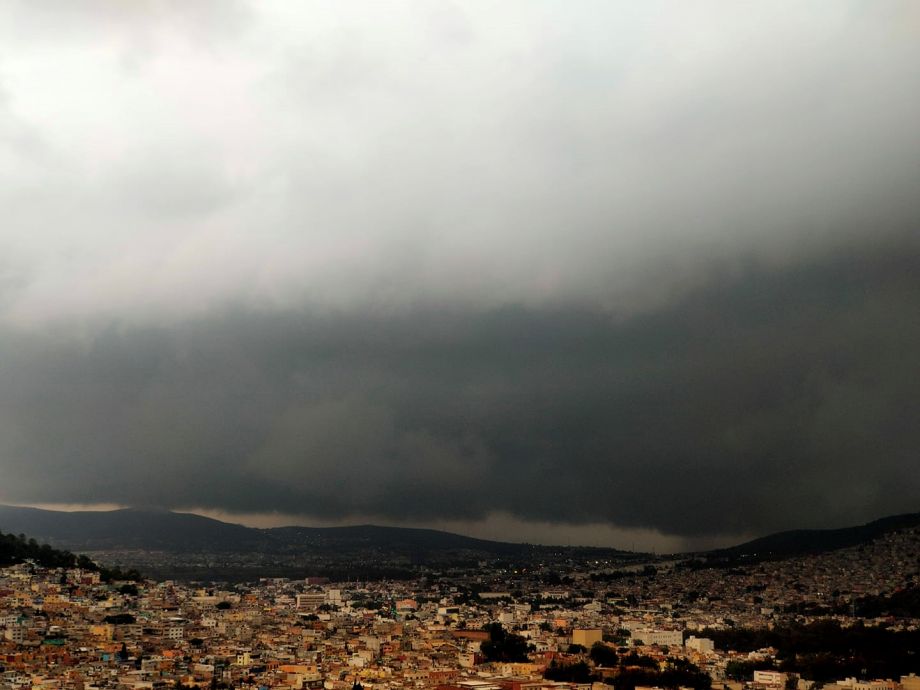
[0,529,141,581]
[0,529,91,569]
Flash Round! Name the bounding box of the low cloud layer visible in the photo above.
[1,235,917,544]
[0,2,918,547]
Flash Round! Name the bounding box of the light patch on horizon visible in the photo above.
[4,502,130,513]
[157,507,747,553]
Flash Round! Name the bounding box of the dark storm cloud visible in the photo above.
[1,2,920,544]
[1,233,917,539]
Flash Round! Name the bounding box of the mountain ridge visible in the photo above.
[1,504,918,566]
[0,504,623,558]
[702,511,920,564]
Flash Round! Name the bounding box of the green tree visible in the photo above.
[590,641,619,667]
[481,623,531,663]
[545,661,594,683]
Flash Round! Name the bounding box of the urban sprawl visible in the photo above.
[2,527,919,690]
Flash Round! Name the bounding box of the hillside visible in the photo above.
[0,505,258,551]
[704,511,920,564]
[6,504,917,578]
[0,505,632,562]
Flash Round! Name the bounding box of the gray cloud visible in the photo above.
[1,1,918,323]
[0,2,918,545]
[0,234,917,542]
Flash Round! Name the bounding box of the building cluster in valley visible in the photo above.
[1,526,919,690]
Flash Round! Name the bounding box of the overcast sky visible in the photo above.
[1,1,918,551]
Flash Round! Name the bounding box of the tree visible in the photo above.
[545,661,594,683]
[590,641,619,667]
[481,623,531,663]
[621,652,658,669]
[104,613,136,625]
[725,661,757,681]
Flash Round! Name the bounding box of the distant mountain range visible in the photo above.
[0,504,630,561]
[1,504,918,571]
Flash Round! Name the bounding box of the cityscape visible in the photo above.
[1,509,919,690]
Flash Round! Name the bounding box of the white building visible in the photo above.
[754,671,787,688]
[633,629,683,647]
[686,636,715,653]
[4,627,25,644]
[296,592,326,610]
